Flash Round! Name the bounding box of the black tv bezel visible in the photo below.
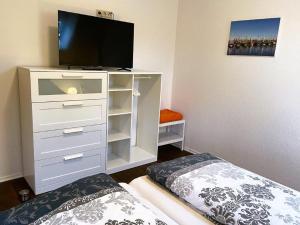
[58,10,134,69]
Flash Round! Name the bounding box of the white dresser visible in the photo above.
[18,67,107,194]
[19,67,162,194]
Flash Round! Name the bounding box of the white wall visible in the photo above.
[173,0,300,190]
[0,0,178,181]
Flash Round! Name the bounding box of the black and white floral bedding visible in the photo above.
[0,173,176,225]
[147,153,300,225]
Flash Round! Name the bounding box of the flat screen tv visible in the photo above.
[58,10,134,69]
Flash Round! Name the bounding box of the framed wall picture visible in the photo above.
[227,18,281,56]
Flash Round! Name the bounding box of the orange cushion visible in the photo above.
[160,109,183,124]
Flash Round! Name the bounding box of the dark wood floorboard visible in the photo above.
[0,177,35,211]
[0,145,191,211]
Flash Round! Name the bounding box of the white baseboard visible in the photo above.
[184,146,200,154]
[0,172,23,183]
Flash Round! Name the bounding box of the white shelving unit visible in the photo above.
[106,72,161,174]
[158,120,185,150]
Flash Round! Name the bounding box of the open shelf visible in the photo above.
[158,120,185,149]
[108,106,131,143]
[131,146,156,163]
[108,108,132,116]
[108,91,132,116]
[107,139,130,173]
[108,129,130,142]
[107,146,157,174]
[159,120,185,127]
[158,132,184,146]
[107,151,129,171]
[109,87,132,92]
[109,74,133,90]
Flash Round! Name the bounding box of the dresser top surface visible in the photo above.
[19,67,162,75]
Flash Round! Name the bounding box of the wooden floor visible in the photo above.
[0,145,191,211]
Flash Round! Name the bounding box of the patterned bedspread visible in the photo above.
[0,173,176,225]
[147,153,300,225]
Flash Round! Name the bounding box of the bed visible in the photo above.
[130,153,300,225]
[1,154,299,225]
[0,173,179,225]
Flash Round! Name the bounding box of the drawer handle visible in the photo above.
[62,74,83,78]
[64,153,83,161]
[63,127,84,134]
[63,101,83,107]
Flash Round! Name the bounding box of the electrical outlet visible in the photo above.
[96,9,114,19]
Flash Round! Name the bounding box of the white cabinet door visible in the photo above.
[30,71,107,102]
[32,99,107,132]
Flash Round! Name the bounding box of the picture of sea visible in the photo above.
[227,18,281,56]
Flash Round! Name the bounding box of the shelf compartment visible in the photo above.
[107,139,130,173]
[130,146,156,163]
[108,91,132,116]
[108,114,131,142]
[158,132,184,146]
[107,151,129,171]
[158,120,185,148]
[109,74,133,90]
[107,146,157,174]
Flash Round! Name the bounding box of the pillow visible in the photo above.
[147,153,220,187]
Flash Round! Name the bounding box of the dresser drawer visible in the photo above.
[34,124,106,160]
[32,99,106,132]
[30,71,107,102]
[35,149,105,192]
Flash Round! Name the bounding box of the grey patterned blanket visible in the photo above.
[0,173,177,225]
[147,153,300,225]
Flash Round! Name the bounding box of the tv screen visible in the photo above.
[58,10,134,68]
